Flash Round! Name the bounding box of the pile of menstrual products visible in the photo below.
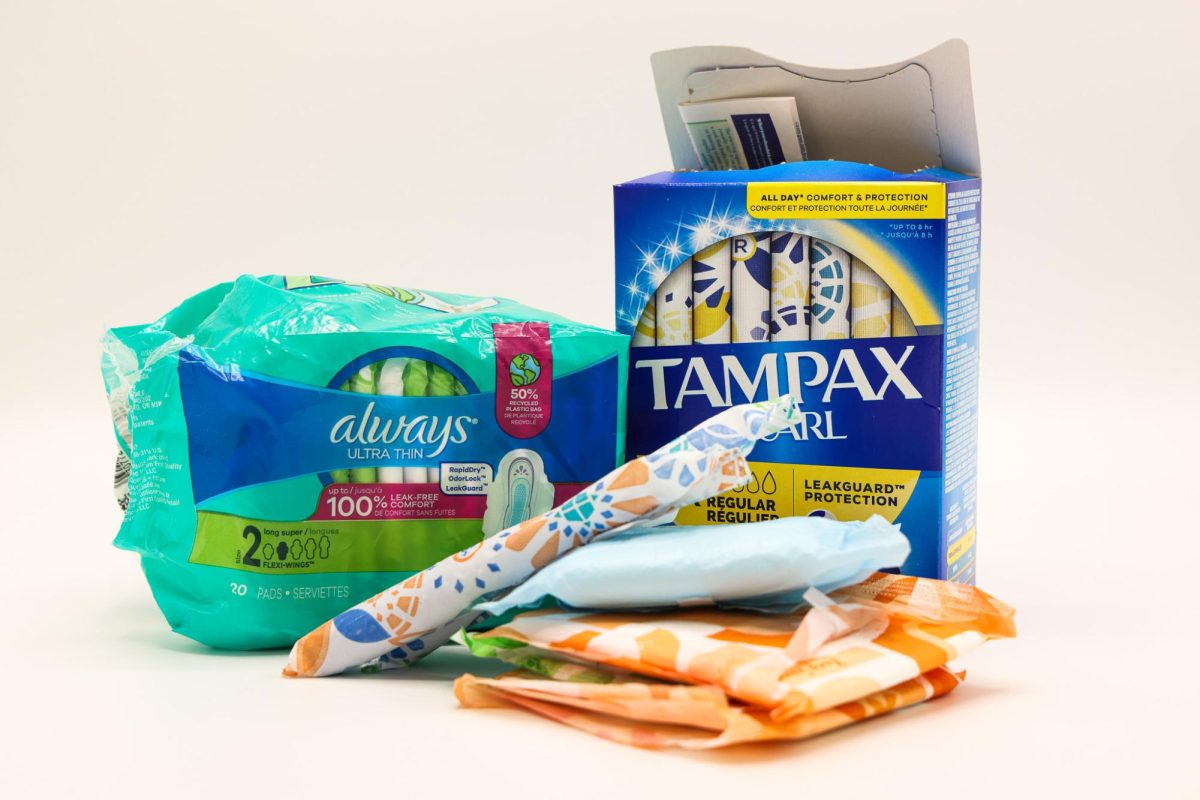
[456,573,1012,749]
[284,397,1015,750]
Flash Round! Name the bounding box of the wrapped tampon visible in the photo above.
[810,239,851,339]
[850,257,893,338]
[654,259,693,345]
[770,232,810,341]
[692,240,732,344]
[730,232,772,342]
[283,396,801,677]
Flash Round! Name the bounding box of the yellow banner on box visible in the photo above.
[746,182,946,219]
[675,462,920,526]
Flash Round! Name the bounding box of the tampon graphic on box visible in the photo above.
[730,232,772,342]
[809,239,851,339]
[282,396,800,677]
[482,449,554,536]
[692,240,732,344]
[632,293,656,347]
[850,257,893,338]
[678,97,806,170]
[654,259,694,346]
[770,232,811,341]
[893,297,918,336]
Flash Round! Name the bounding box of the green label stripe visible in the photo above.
[190,511,484,575]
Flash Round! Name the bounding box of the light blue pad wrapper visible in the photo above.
[473,514,910,618]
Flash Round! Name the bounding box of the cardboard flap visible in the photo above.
[651,40,980,175]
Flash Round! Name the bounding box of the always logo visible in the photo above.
[329,401,478,457]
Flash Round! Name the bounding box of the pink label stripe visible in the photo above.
[494,322,552,439]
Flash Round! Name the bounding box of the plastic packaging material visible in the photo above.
[282,396,800,677]
[100,275,627,649]
[456,666,962,751]
[472,515,910,619]
[460,572,1015,732]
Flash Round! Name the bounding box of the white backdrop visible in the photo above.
[1,1,1197,796]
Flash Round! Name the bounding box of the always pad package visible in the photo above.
[101,275,627,648]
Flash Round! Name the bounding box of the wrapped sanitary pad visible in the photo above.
[463,573,1015,719]
[473,514,910,619]
[101,276,627,649]
[457,573,1016,748]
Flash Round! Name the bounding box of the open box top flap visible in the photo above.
[650,40,980,176]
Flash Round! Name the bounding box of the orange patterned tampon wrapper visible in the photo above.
[284,396,800,677]
[456,572,1015,745]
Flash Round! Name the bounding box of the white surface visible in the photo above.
[2,1,1199,797]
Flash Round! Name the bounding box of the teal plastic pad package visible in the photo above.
[101,276,628,648]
